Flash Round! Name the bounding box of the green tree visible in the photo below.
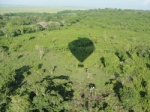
[31,76,74,111]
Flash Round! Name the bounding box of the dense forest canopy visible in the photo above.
[0,8,150,112]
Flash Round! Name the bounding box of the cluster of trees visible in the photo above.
[0,8,150,111]
[0,65,74,111]
[1,9,149,37]
[0,11,81,37]
[100,44,150,111]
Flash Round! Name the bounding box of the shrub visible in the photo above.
[119,86,139,110]
[0,30,4,36]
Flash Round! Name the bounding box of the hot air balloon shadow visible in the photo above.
[68,37,95,67]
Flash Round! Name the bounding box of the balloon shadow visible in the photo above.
[68,37,95,64]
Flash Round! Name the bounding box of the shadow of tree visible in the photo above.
[40,75,74,100]
[6,65,31,94]
[38,63,43,69]
[29,36,35,40]
[0,65,31,111]
[105,73,123,101]
[113,81,123,101]
[30,75,74,111]
[0,46,9,52]
[146,63,150,69]
[15,65,31,83]
[100,57,106,67]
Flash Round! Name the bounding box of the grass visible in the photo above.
[0,5,86,14]
[0,9,150,111]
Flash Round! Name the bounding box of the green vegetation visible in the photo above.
[0,8,150,112]
[0,6,86,14]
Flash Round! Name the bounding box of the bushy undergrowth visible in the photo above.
[0,8,150,112]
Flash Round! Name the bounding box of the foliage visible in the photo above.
[0,30,4,36]
[0,8,150,111]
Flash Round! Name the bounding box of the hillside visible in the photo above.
[0,9,150,112]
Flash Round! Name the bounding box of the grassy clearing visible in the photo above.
[0,6,86,14]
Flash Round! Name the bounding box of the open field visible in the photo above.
[0,6,86,14]
[0,8,150,111]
